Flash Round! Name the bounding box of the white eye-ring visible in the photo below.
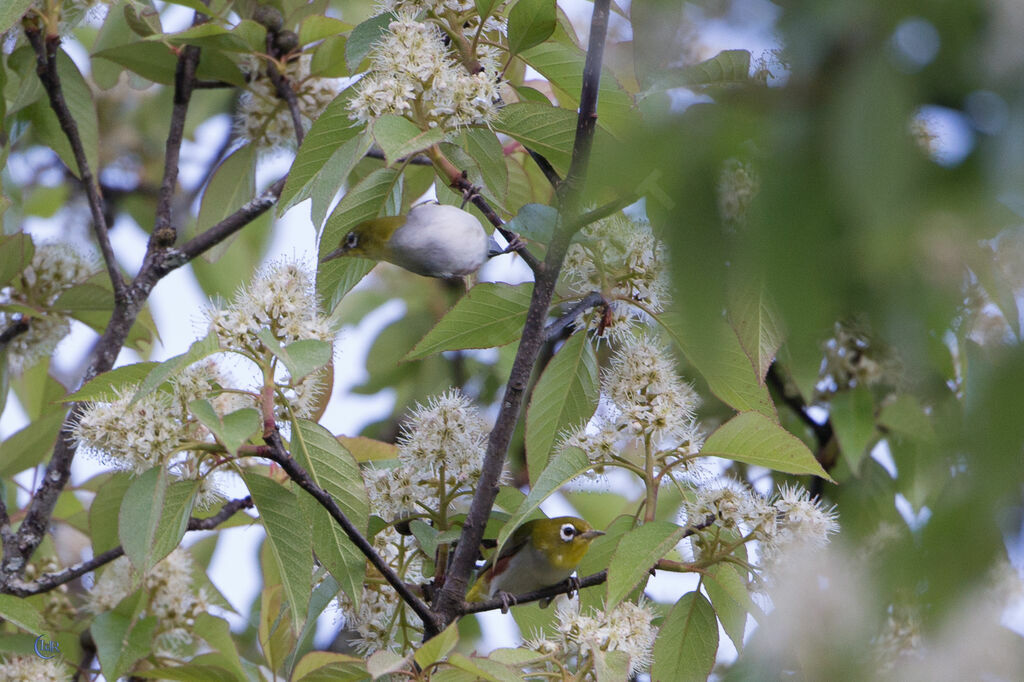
[560,524,577,542]
[345,231,358,248]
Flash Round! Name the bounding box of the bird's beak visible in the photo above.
[320,245,349,263]
[580,530,605,541]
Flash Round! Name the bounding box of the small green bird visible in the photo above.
[320,202,490,279]
[466,516,604,606]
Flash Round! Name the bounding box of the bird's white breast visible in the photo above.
[389,203,489,278]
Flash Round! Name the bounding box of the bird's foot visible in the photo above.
[502,233,526,253]
[459,180,482,208]
[566,575,582,599]
[497,591,518,614]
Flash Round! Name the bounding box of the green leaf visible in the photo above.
[92,612,158,681]
[0,594,45,633]
[504,203,557,244]
[91,473,133,554]
[594,649,631,682]
[507,0,556,56]
[309,132,375,228]
[366,649,410,678]
[605,521,685,607]
[651,49,752,90]
[413,622,459,669]
[404,283,533,361]
[337,435,398,462]
[474,0,500,20]
[728,276,784,382]
[292,651,368,681]
[243,472,313,635]
[290,418,369,607]
[447,653,523,682]
[652,592,718,682]
[878,394,935,443]
[459,128,508,201]
[519,41,636,137]
[345,13,393,72]
[319,167,403,309]
[30,51,99,178]
[93,40,178,84]
[0,232,34,287]
[256,330,332,382]
[704,563,751,652]
[198,144,256,236]
[51,282,115,311]
[0,409,65,476]
[157,23,251,51]
[830,385,876,474]
[119,468,193,572]
[279,90,362,216]
[299,15,352,46]
[701,411,834,481]
[62,362,159,402]
[657,311,776,419]
[0,0,33,34]
[151,479,199,564]
[525,332,598,484]
[190,400,260,454]
[496,446,591,553]
[191,614,248,682]
[372,115,446,165]
[493,102,575,175]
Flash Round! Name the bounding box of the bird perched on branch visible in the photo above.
[467,516,604,609]
[320,201,493,279]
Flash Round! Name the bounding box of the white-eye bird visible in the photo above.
[320,202,491,279]
[466,516,604,606]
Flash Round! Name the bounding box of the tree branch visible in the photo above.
[545,291,607,342]
[259,431,441,632]
[151,10,204,249]
[429,0,613,634]
[265,31,305,147]
[2,497,254,597]
[25,27,126,301]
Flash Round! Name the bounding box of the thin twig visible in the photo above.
[72,630,96,682]
[151,9,204,249]
[544,291,606,342]
[265,32,305,147]
[0,320,29,351]
[429,0,614,634]
[365,146,433,166]
[24,27,126,301]
[259,432,441,632]
[2,497,254,597]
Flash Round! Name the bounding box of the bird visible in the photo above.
[320,202,492,279]
[466,516,604,610]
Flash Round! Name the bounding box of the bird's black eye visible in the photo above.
[345,231,358,248]
[560,524,577,542]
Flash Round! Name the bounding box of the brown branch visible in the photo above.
[259,431,441,632]
[265,31,305,147]
[72,630,96,682]
[2,497,253,597]
[151,10,204,249]
[0,319,29,351]
[429,0,614,634]
[24,27,125,301]
[365,146,434,166]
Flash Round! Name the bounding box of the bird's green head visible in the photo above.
[320,216,406,263]
[528,516,604,570]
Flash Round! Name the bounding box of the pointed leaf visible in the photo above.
[373,115,446,164]
[701,411,834,481]
[507,0,556,56]
[652,592,718,682]
[493,103,575,175]
[728,277,784,381]
[405,283,533,361]
[605,521,685,607]
[525,332,598,484]
[190,400,260,454]
[243,472,313,634]
[830,385,876,473]
[0,595,45,633]
[62,362,159,402]
[119,467,168,572]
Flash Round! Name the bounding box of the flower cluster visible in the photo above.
[562,215,670,339]
[527,599,657,677]
[562,335,701,475]
[207,260,333,420]
[683,481,839,571]
[348,13,501,131]
[0,656,66,681]
[0,242,97,373]
[88,549,211,656]
[236,54,343,150]
[337,391,490,653]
